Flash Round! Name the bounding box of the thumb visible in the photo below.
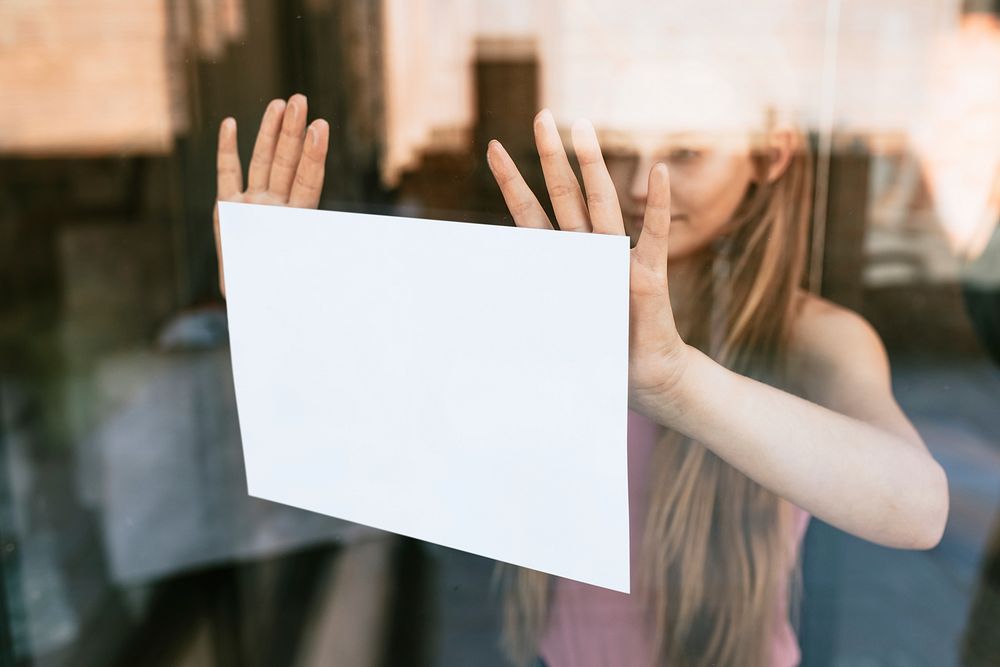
[633,163,671,274]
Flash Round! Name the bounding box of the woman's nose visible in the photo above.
[629,156,656,204]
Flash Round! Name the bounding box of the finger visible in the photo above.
[634,163,671,274]
[571,119,626,236]
[288,119,330,209]
[486,140,553,229]
[269,93,309,199]
[534,109,590,232]
[216,117,243,200]
[247,98,287,191]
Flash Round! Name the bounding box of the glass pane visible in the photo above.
[1,2,997,666]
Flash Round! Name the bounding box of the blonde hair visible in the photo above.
[500,128,814,667]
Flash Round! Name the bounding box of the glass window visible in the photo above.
[1,1,998,666]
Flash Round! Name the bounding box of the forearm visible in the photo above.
[636,346,949,550]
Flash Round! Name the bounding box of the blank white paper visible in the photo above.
[218,201,631,592]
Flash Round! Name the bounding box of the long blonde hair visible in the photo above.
[500,130,814,667]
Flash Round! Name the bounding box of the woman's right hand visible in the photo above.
[213,94,330,297]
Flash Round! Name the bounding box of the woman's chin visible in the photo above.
[665,234,700,261]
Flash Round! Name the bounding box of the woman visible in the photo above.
[212,84,948,666]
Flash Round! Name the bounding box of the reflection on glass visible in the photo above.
[1,2,998,667]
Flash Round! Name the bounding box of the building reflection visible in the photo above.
[0,1,998,666]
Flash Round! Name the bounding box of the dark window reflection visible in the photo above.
[1,1,999,666]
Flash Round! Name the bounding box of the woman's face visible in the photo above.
[605,131,756,259]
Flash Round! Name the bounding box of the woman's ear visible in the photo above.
[753,127,796,184]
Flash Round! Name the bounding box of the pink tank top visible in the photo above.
[539,410,811,667]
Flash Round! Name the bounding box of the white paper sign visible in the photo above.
[218,201,631,592]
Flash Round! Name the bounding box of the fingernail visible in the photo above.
[536,108,555,129]
[486,140,499,169]
[307,126,316,147]
[653,162,670,184]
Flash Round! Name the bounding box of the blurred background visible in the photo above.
[1,0,999,665]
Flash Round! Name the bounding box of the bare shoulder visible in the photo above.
[786,290,892,403]
[785,290,924,445]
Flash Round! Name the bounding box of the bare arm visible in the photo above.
[639,307,949,550]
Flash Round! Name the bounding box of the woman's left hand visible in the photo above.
[486,109,691,413]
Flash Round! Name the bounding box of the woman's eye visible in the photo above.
[667,148,700,162]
